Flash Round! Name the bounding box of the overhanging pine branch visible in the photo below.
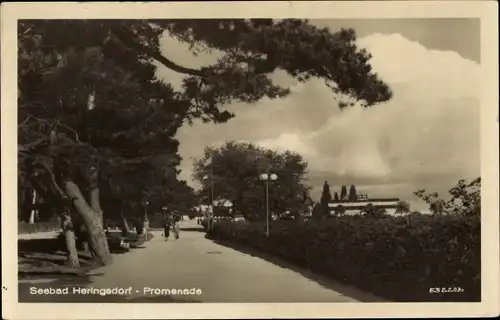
[111,27,207,77]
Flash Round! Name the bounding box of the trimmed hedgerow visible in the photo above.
[207,214,480,302]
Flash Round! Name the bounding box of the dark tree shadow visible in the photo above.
[18,238,64,255]
[18,235,146,276]
[207,238,388,303]
[180,227,205,232]
[18,237,98,274]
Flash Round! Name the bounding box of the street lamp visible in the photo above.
[259,173,278,237]
[141,199,150,240]
[202,174,215,231]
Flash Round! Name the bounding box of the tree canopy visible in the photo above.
[395,200,411,214]
[19,19,392,203]
[414,178,481,216]
[18,19,392,264]
[192,142,311,221]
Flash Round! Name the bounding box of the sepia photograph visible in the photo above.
[2,1,499,319]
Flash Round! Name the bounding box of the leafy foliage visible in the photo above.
[414,178,480,216]
[311,202,323,220]
[334,204,346,216]
[192,142,311,221]
[395,200,411,214]
[158,19,392,108]
[361,203,386,217]
[18,20,194,225]
[209,214,480,302]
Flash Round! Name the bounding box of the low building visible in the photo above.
[195,198,234,220]
[328,197,400,215]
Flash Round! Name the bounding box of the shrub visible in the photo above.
[208,214,480,302]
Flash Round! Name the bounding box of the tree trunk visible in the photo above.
[64,230,79,267]
[89,187,104,223]
[62,180,112,266]
[61,213,80,268]
[120,207,131,233]
[29,189,37,224]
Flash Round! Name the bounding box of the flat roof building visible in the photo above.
[328,197,400,215]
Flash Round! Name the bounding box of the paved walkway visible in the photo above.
[19,220,384,303]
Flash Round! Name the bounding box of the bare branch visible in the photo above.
[20,116,33,126]
[18,138,49,153]
[19,113,80,143]
[22,27,33,35]
[36,161,67,199]
[58,123,80,143]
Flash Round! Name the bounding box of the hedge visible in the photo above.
[207,214,480,302]
[18,221,61,234]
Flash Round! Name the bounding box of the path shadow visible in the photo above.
[18,237,97,273]
[18,238,66,256]
[18,236,147,276]
[180,227,205,232]
[208,238,388,303]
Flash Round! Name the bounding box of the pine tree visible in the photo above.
[320,181,332,204]
[340,185,348,201]
[320,181,332,217]
[334,192,339,202]
[348,185,357,201]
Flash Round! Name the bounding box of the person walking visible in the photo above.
[172,213,180,240]
[163,213,180,240]
[163,212,173,241]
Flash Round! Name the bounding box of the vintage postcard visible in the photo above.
[1,1,499,319]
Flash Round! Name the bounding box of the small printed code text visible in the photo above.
[429,287,464,294]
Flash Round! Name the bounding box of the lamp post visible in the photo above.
[161,206,168,220]
[259,173,278,237]
[202,174,215,231]
[141,199,149,240]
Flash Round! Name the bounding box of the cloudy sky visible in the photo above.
[154,18,481,211]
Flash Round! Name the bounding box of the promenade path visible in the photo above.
[18,220,385,303]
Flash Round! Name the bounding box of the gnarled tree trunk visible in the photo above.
[61,212,79,268]
[120,206,131,233]
[62,180,112,266]
[89,187,103,223]
[28,175,81,267]
[87,165,104,224]
[76,223,95,258]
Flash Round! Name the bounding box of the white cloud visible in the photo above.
[165,31,480,210]
[251,33,480,206]
[357,33,480,98]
